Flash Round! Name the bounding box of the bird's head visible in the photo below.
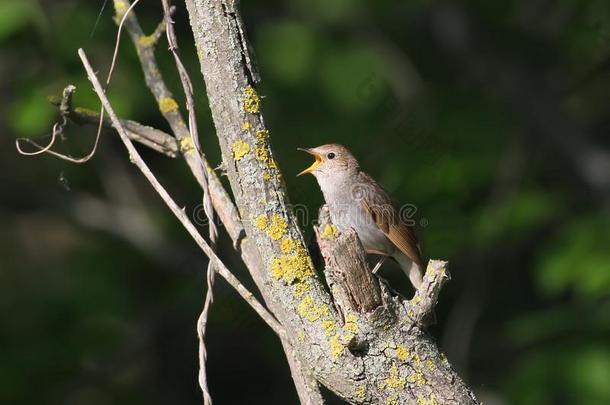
[297,144,360,179]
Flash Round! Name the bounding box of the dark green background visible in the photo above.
[2,0,610,404]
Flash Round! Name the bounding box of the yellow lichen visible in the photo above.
[114,0,128,15]
[262,171,272,181]
[322,320,336,337]
[271,245,314,283]
[243,85,260,114]
[385,366,406,389]
[280,238,296,254]
[74,107,98,117]
[255,145,269,162]
[242,121,251,130]
[413,354,422,368]
[255,129,269,143]
[297,331,305,343]
[254,214,268,230]
[297,295,329,322]
[329,334,344,359]
[294,282,311,297]
[232,140,250,161]
[138,34,156,47]
[344,313,359,334]
[396,345,410,362]
[407,371,426,386]
[267,214,288,240]
[417,395,438,405]
[355,386,366,401]
[179,136,194,153]
[386,395,398,405]
[321,224,339,239]
[159,97,179,113]
[426,359,434,371]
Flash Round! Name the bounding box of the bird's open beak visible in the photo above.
[297,148,322,176]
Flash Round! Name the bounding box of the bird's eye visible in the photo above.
[327,152,336,160]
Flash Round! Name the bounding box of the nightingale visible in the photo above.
[298,144,425,289]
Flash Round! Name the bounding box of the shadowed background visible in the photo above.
[1,0,610,404]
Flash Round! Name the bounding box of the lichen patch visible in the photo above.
[267,214,288,240]
[159,97,179,113]
[255,129,269,143]
[322,320,337,337]
[280,238,296,254]
[243,85,260,114]
[254,214,268,230]
[344,313,359,334]
[385,366,406,389]
[179,136,194,153]
[138,34,155,47]
[297,295,330,322]
[232,140,250,161]
[271,246,314,283]
[396,345,410,362]
[407,371,426,386]
[321,223,339,239]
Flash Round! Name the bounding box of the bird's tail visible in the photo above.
[394,251,423,289]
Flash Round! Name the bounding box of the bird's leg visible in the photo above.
[371,256,388,274]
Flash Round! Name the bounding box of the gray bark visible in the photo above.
[184,1,479,403]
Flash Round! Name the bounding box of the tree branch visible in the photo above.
[184,1,479,403]
[78,47,284,339]
[112,0,244,243]
[113,2,324,402]
[48,92,179,157]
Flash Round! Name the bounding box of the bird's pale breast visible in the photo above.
[324,181,396,255]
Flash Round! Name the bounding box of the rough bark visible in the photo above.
[184,0,479,403]
[113,2,323,403]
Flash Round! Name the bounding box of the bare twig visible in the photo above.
[111,3,318,392]
[16,0,142,163]
[78,47,284,338]
[408,260,450,325]
[160,0,217,402]
[113,0,245,243]
[15,85,75,157]
[48,93,179,157]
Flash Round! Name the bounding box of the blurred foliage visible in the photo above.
[1,0,610,404]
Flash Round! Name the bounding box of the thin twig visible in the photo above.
[78,47,285,338]
[114,0,244,243]
[16,0,143,163]
[408,260,450,325]
[161,0,217,402]
[16,85,74,156]
[48,93,179,157]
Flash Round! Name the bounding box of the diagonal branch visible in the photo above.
[78,47,284,339]
[112,0,244,243]
[185,1,479,403]
[160,0,217,403]
[114,2,324,403]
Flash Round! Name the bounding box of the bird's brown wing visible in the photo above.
[359,173,425,269]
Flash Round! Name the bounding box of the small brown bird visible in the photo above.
[298,144,425,289]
